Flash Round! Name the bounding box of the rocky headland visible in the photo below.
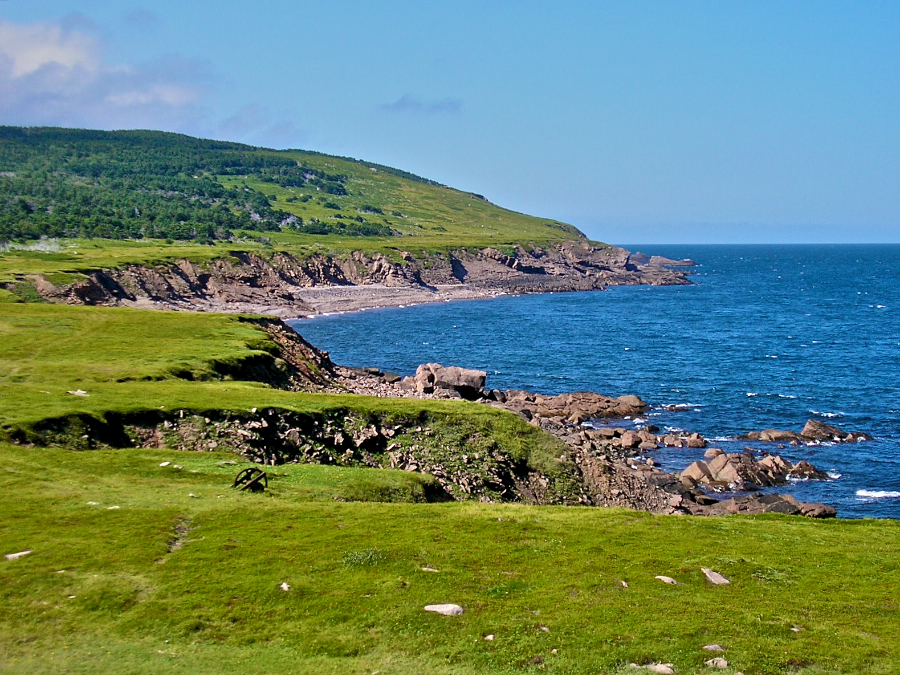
[16,241,691,317]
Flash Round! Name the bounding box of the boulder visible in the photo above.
[801,419,845,440]
[681,461,713,485]
[686,433,707,448]
[799,502,837,518]
[414,363,486,399]
[704,448,724,460]
[788,460,829,480]
[617,394,647,409]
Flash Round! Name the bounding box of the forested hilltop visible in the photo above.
[0,126,582,246]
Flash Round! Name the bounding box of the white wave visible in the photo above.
[777,394,797,399]
[827,472,842,480]
[808,410,844,418]
[746,392,759,397]
[857,490,900,499]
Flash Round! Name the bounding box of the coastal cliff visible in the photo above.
[18,241,691,316]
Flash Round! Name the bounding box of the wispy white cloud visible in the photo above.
[380,94,463,115]
[0,18,209,130]
[0,17,306,147]
[0,18,99,77]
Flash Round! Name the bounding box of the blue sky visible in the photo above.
[1,1,898,244]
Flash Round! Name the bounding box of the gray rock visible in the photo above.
[700,567,730,585]
[4,550,31,561]
[655,575,678,585]
[705,657,728,669]
[424,603,464,616]
[702,644,726,652]
[415,363,486,399]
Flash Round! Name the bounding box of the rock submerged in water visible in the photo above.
[744,419,872,444]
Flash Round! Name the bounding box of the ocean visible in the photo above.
[289,244,900,518]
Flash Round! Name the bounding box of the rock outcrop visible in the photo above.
[744,419,872,444]
[681,451,829,491]
[13,242,692,317]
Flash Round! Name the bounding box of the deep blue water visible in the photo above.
[289,245,900,518]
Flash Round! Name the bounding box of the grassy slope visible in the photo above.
[0,290,899,675]
[1,130,588,287]
[221,149,583,252]
[0,303,562,471]
[2,442,899,675]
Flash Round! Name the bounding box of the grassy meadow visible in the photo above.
[2,441,900,675]
[0,303,898,673]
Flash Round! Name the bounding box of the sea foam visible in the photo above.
[856,490,900,499]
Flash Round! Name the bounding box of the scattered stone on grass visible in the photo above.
[216,461,238,466]
[279,582,290,591]
[701,567,730,585]
[702,644,726,652]
[484,634,495,641]
[420,567,440,573]
[424,603,464,616]
[188,493,198,498]
[705,657,728,669]
[87,501,99,505]
[536,624,550,632]
[159,461,171,467]
[66,389,88,397]
[655,575,678,585]
[4,550,31,561]
[629,663,676,674]
[107,505,120,510]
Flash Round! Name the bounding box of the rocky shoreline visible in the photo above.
[16,241,692,316]
[335,360,847,517]
[9,242,863,517]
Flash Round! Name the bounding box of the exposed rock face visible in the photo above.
[744,419,872,444]
[16,242,692,316]
[681,451,829,490]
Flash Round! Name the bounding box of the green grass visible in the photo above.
[2,442,899,674]
[1,282,898,674]
[220,149,585,252]
[0,303,564,479]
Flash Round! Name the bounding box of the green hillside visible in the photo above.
[0,127,582,249]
